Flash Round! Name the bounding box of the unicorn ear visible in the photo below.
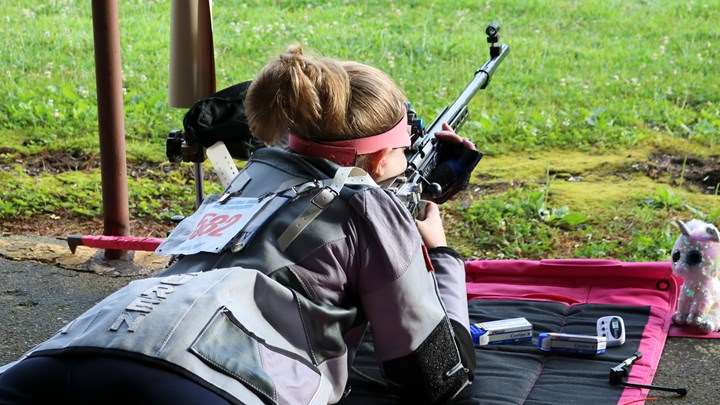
[675,220,691,237]
[707,226,720,242]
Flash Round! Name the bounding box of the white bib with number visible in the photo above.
[156,196,273,256]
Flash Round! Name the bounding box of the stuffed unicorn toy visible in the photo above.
[671,219,720,332]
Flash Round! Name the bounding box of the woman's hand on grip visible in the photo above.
[415,201,447,249]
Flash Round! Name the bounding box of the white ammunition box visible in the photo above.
[470,317,533,346]
[537,332,607,355]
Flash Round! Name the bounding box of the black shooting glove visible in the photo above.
[425,137,483,204]
[182,80,264,160]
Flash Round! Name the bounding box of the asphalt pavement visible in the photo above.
[0,257,718,404]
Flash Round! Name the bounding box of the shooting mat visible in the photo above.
[340,259,681,405]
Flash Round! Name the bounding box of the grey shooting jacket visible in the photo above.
[1,148,470,404]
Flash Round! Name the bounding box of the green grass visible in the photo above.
[0,162,221,221]
[1,0,718,158]
[0,1,718,261]
[448,185,718,262]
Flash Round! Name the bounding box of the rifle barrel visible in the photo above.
[410,44,509,174]
[427,44,510,135]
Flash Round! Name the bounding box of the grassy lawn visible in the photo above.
[0,0,718,261]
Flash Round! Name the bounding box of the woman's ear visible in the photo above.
[361,148,392,179]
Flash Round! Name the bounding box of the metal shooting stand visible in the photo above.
[166,129,206,210]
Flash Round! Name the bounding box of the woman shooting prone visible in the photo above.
[0,45,476,404]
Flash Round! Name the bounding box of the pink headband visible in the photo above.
[288,114,411,166]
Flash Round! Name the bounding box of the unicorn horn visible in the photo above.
[675,220,691,237]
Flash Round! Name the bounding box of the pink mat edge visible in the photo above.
[462,258,698,405]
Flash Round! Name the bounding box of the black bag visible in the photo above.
[182,81,264,160]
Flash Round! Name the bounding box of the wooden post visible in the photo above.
[91,0,130,260]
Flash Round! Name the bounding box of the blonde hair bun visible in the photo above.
[246,45,405,145]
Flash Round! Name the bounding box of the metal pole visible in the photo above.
[91,0,129,260]
[194,161,204,208]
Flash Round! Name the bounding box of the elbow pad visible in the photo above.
[382,317,474,404]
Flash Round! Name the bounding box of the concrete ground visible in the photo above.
[0,256,718,404]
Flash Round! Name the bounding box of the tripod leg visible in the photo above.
[194,162,204,209]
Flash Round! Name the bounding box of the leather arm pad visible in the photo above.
[382,318,474,403]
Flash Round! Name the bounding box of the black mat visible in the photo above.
[340,300,650,405]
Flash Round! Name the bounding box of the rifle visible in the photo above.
[389,23,509,217]
[167,23,508,215]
